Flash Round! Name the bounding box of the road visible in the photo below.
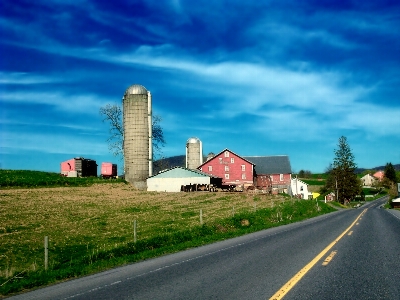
[10,197,400,299]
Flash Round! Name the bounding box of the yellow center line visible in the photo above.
[269,208,367,300]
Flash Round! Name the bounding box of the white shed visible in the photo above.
[147,167,221,192]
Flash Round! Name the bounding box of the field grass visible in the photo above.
[0,171,337,296]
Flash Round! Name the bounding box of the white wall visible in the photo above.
[291,178,311,199]
[147,177,210,192]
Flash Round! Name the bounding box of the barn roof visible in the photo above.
[149,166,221,179]
[197,148,255,169]
[243,155,292,174]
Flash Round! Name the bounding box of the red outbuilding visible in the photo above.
[101,162,118,178]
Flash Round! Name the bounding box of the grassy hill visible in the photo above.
[0,169,125,188]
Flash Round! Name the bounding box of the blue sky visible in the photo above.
[1,0,399,174]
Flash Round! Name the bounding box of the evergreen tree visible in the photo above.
[331,136,361,204]
[384,162,397,183]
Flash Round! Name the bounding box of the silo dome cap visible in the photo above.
[124,84,148,95]
[187,137,201,144]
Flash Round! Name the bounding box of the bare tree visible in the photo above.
[100,104,165,161]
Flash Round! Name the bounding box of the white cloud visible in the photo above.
[0,90,113,115]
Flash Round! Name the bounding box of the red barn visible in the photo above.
[244,156,292,193]
[198,149,255,187]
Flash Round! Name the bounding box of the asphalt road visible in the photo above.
[9,197,400,300]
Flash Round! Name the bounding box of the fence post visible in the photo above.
[44,236,48,271]
[133,220,137,243]
[200,209,203,225]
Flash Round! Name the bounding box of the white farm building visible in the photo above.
[147,167,222,192]
[290,177,312,199]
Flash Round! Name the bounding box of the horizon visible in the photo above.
[1,1,400,174]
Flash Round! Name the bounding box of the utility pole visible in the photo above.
[336,177,339,203]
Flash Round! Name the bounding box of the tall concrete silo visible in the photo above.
[123,84,152,189]
[186,137,203,169]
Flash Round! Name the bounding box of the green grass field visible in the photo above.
[0,169,125,188]
[0,170,337,296]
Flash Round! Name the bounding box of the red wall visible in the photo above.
[269,173,291,186]
[199,150,254,185]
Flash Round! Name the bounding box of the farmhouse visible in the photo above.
[147,166,222,192]
[361,173,377,186]
[244,155,292,193]
[198,149,255,187]
[290,177,312,199]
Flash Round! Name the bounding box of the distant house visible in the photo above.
[290,177,312,199]
[361,174,377,186]
[198,149,255,187]
[325,192,336,202]
[391,198,400,209]
[244,155,292,193]
[373,170,384,181]
[147,166,222,192]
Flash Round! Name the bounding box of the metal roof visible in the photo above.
[243,156,292,174]
[187,137,201,144]
[197,148,255,169]
[124,84,148,95]
[149,166,221,179]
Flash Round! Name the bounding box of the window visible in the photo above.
[225,165,229,172]
[280,174,284,181]
[224,151,229,157]
[241,165,245,171]
[208,166,212,172]
[219,158,222,163]
[242,173,246,179]
[231,158,234,163]
[300,186,303,191]
[225,174,230,179]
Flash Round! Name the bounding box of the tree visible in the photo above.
[297,170,312,178]
[330,136,361,204]
[384,162,397,183]
[99,103,165,161]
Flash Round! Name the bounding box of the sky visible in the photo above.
[1,0,399,174]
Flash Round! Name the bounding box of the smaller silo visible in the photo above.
[186,137,203,169]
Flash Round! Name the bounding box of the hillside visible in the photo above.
[355,164,400,174]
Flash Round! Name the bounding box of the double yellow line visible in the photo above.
[270,208,367,300]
